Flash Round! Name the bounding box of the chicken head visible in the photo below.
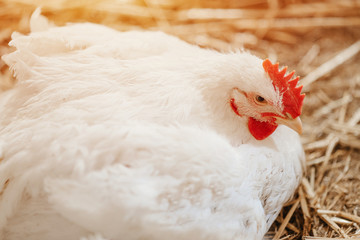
[229,59,305,140]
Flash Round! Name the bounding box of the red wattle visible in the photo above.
[248,117,278,140]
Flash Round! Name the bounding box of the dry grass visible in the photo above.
[1,0,360,239]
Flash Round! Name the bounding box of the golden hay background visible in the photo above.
[1,0,360,239]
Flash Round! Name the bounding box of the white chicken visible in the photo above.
[0,10,305,240]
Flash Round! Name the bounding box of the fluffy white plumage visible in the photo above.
[0,10,304,240]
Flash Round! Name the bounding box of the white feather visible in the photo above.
[0,11,304,240]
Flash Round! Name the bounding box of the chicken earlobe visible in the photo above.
[248,117,277,140]
[230,98,242,117]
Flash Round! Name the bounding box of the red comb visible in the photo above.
[263,59,305,118]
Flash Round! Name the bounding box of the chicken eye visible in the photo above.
[255,95,267,104]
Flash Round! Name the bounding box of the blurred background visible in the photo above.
[0,0,360,239]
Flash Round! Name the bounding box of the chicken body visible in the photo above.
[0,11,304,240]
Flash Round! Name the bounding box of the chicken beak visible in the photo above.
[275,116,303,135]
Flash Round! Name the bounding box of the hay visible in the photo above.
[1,0,360,239]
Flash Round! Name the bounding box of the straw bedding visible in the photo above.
[1,0,360,239]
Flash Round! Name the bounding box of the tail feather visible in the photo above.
[30,8,51,33]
